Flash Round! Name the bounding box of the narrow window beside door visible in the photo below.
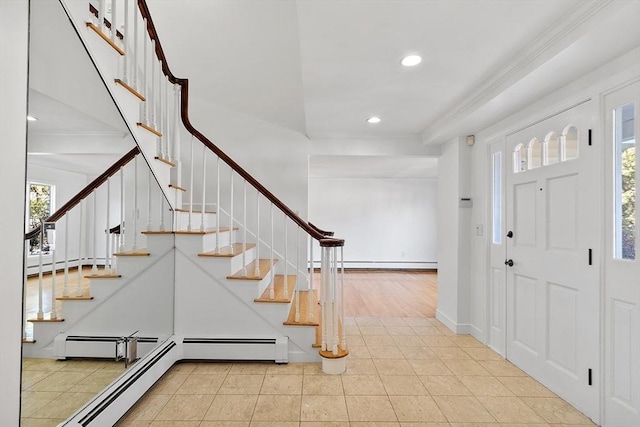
[613,102,636,260]
[492,151,502,244]
[27,182,55,256]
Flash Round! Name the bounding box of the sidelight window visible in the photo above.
[613,103,636,260]
[27,182,55,256]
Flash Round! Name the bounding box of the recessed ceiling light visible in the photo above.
[400,55,422,67]
[27,115,38,121]
[366,116,381,124]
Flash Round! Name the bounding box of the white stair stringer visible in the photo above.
[58,0,175,208]
[174,250,318,362]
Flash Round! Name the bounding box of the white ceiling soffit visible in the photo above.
[309,156,438,179]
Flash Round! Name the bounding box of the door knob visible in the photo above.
[507,231,513,238]
[504,259,514,267]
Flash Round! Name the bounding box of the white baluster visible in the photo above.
[308,236,314,322]
[340,245,346,350]
[132,4,138,90]
[141,25,148,123]
[92,190,98,274]
[98,0,106,32]
[171,85,181,165]
[105,178,111,274]
[150,40,156,129]
[294,225,300,322]
[164,77,169,159]
[122,0,129,83]
[132,156,139,249]
[188,136,194,231]
[283,216,288,298]
[254,192,260,277]
[332,247,339,355]
[146,168,152,234]
[242,179,247,276]
[22,242,28,339]
[214,157,220,252]
[159,191,165,231]
[50,230,57,320]
[320,247,327,351]
[62,214,69,297]
[269,203,274,299]
[76,201,84,297]
[200,145,206,232]
[230,171,234,247]
[37,224,44,320]
[110,0,117,44]
[119,166,125,251]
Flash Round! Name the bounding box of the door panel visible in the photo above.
[547,174,578,251]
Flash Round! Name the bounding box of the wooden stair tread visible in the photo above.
[115,79,146,101]
[85,22,125,55]
[141,230,174,235]
[227,259,278,280]
[114,249,150,256]
[136,122,162,137]
[283,290,320,326]
[28,318,65,323]
[155,156,175,167]
[175,208,216,214]
[56,295,94,301]
[199,243,256,258]
[84,271,121,278]
[319,348,350,359]
[169,184,186,192]
[22,339,36,344]
[175,227,236,235]
[254,275,297,303]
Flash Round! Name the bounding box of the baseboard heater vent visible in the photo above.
[182,337,288,363]
[61,339,178,426]
[54,334,158,360]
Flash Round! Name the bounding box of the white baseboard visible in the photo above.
[311,261,437,270]
[436,309,473,335]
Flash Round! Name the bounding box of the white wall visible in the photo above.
[0,0,28,423]
[309,177,437,268]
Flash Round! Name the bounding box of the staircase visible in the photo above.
[24,0,348,380]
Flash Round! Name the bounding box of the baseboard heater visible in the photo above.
[61,339,179,426]
[182,337,288,363]
[54,334,158,360]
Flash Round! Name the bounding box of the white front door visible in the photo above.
[603,81,640,427]
[505,101,600,422]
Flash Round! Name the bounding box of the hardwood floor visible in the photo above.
[342,270,438,318]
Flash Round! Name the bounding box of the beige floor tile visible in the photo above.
[356,317,383,326]
[21,370,54,390]
[175,374,226,394]
[192,362,234,375]
[430,347,473,360]
[114,419,153,427]
[344,317,357,325]
[119,394,172,421]
[389,395,447,422]
[346,335,366,346]
[204,394,258,421]
[20,391,61,417]
[168,363,198,374]
[260,374,302,394]
[148,373,189,394]
[304,362,324,375]
[22,358,65,372]
[393,336,426,347]
[409,359,454,376]
[68,370,121,393]
[520,397,595,424]
[462,347,504,361]
[301,422,350,427]
[250,422,299,427]
[459,376,514,396]
[399,346,438,360]
[345,325,362,336]
[347,345,372,358]
[449,336,485,348]
[380,318,409,326]
[497,376,556,397]
[301,395,349,421]
[374,359,416,375]
[442,360,491,376]
[199,422,249,427]
[399,423,451,427]
[380,374,428,395]
[449,423,501,427]
[360,326,390,336]
[154,394,214,421]
[432,396,496,423]
[478,360,526,377]
[364,335,397,346]
[368,345,406,359]
[303,374,344,395]
[343,358,378,375]
[351,423,400,427]
[404,318,433,327]
[57,360,108,372]
[252,395,301,421]
[420,375,471,396]
[266,363,304,375]
[33,391,100,419]
[412,326,443,336]
[422,337,456,347]
[478,396,546,423]
[345,395,398,422]
[385,326,417,336]
[436,327,456,337]
[149,421,200,427]
[230,363,271,375]
[20,418,67,427]
[26,371,89,392]
[341,375,387,395]
[218,374,264,394]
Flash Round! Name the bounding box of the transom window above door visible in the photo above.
[513,124,579,173]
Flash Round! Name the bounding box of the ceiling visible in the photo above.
[27,0,640,178]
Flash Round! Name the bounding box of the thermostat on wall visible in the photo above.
[459,198,473,208]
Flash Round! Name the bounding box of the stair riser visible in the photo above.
[193,247,257,277]
[175,232,232,256]
[175,211,217,231]
[229,247,257,275]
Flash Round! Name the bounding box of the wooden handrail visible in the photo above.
[137,0,344,248]
[25,147,140,241]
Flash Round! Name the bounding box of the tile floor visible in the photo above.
[109,316,596,427]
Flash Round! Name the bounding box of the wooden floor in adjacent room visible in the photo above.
[342,270,438,318]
